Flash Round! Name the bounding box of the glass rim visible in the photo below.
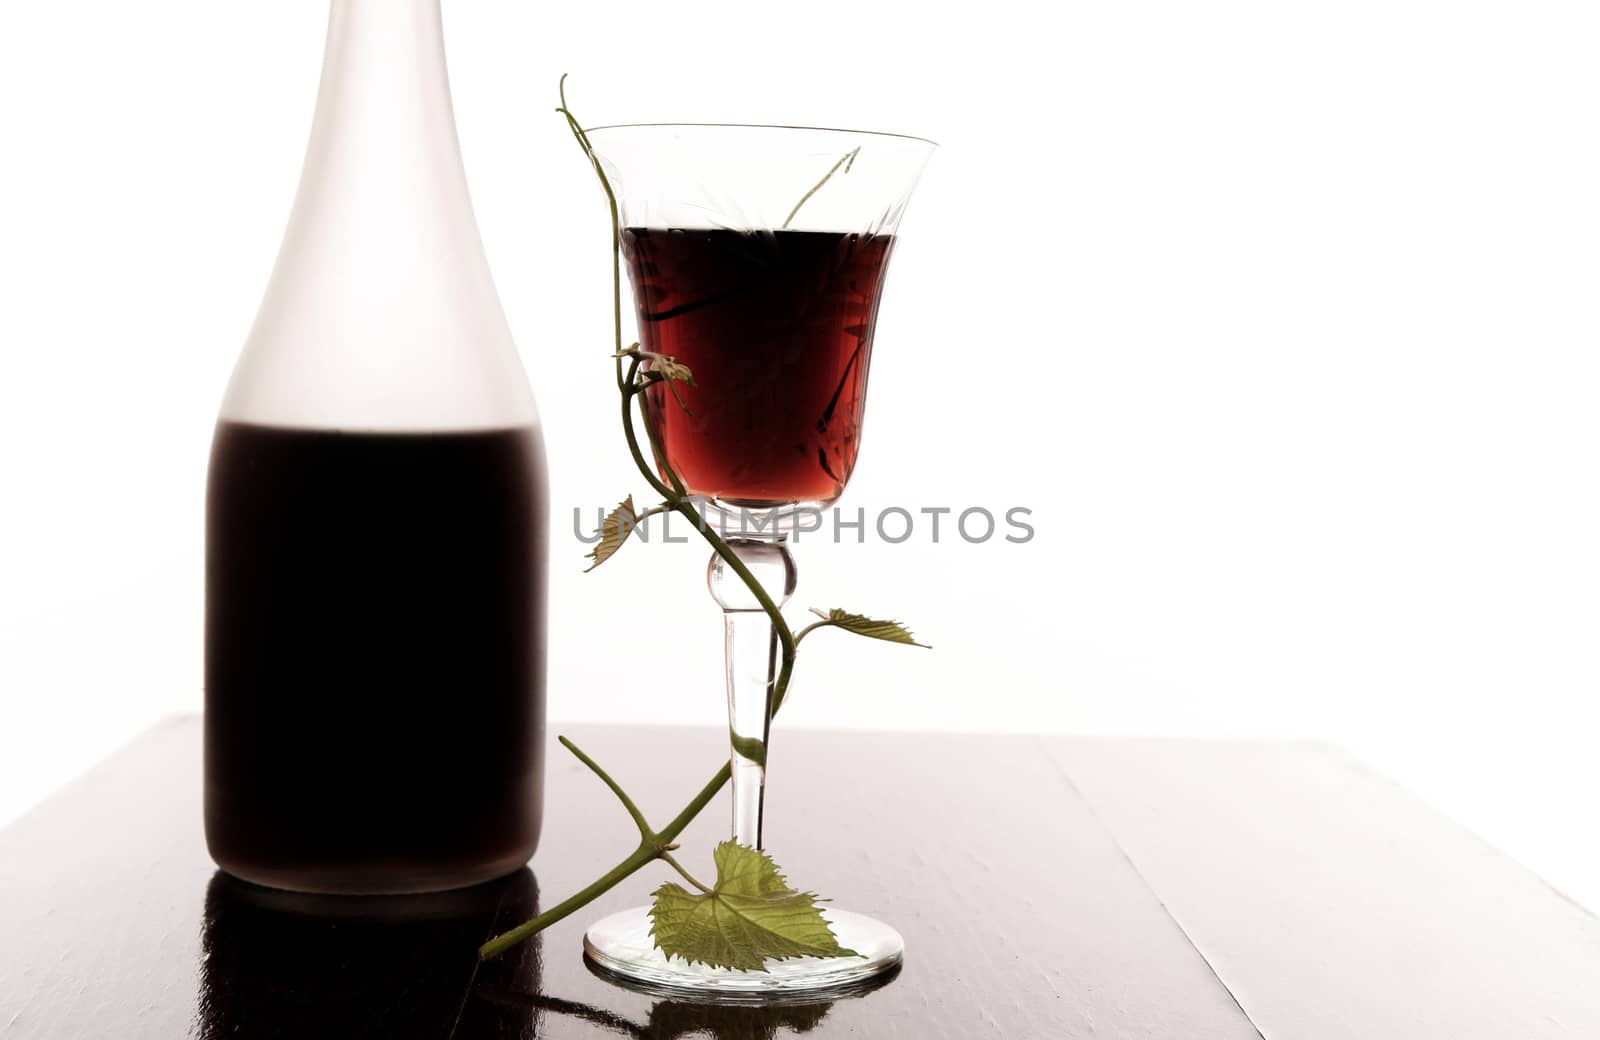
[583,122,939,148]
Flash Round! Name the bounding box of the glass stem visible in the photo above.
[706,536,796,850]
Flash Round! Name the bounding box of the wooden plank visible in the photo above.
[530,725,1262,1040]
[0,719,1262,1038]
[0,718,207,1038]
[1046,738,1600,1040]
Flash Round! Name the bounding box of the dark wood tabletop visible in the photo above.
[2,719,1597,1039]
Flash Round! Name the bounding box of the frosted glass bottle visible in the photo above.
[204,0,546,894]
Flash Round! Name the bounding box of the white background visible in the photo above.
[3,1,1598,909]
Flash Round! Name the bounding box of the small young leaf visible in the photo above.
[643,354,697,415]
[648,354,696,387]
[584,495,639,572]
[649,842,860,972]
[810,608,930,648]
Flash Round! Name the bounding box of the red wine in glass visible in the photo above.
[623,226,896,507]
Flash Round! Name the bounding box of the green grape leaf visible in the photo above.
[810,608,930,648]
[584,495,638,572]
[649,842,860,972]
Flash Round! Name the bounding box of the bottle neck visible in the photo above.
[225,0,536,432]
[309,0,461,214]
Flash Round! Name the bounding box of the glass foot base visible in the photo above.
[583,906,904,1001]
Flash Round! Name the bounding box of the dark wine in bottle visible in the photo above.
[205,423,547,893]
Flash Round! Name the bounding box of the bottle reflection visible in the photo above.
[195,868,540,1039]
[198,866,894,1039]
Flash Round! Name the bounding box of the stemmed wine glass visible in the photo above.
[579,123,935,995]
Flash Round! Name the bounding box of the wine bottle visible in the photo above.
[204,0,546,894]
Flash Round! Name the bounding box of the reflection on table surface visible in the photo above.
[0,721,1193,1038]
[195,868,541,1038]
[193,868,891,1039]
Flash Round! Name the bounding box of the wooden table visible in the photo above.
[2,719,1596,1038]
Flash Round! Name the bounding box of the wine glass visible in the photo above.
[579,123,935,996]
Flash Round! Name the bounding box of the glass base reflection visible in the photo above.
[583,905,904,1003]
